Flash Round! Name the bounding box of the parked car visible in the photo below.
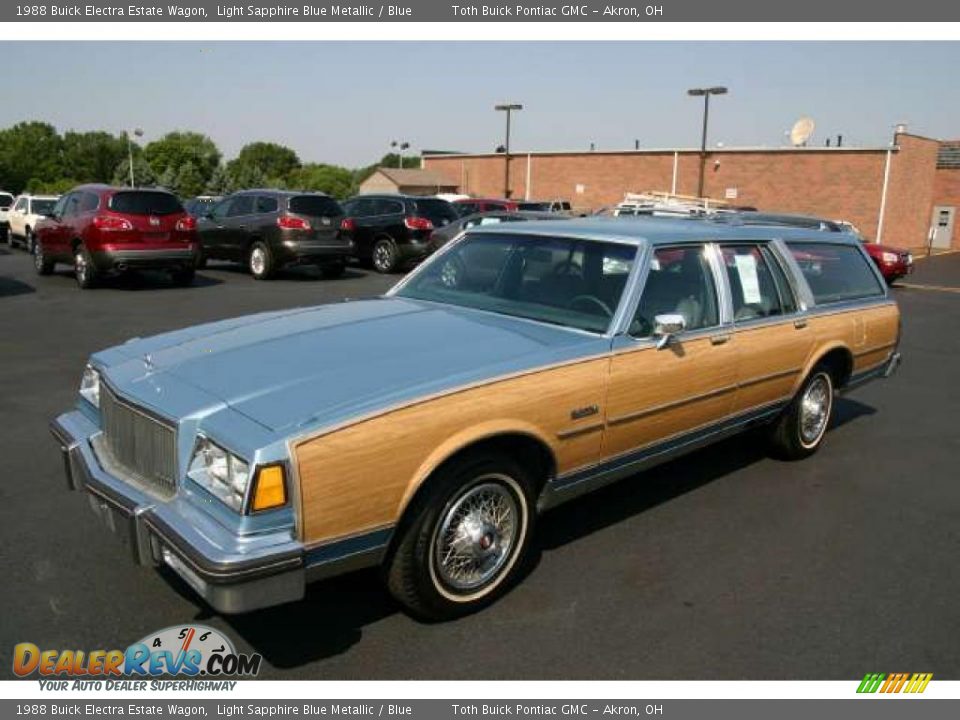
[429,209,563,249]
[452,197,519,216]
[33,185,199,289]
[340,194,459,273]
[182,195,222,218]
[6,194,60,253]
[196,190,352,280]
[51,217,900,620]
[516,199,573,213]
[0,191,14,240]
[733,211,914,284]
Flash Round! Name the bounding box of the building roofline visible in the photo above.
[423,145,900,160]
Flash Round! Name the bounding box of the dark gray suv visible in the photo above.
[197,190,352,280]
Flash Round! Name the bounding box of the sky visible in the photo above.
[1,41,958,168]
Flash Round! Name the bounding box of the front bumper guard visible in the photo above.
[50,410,305,614]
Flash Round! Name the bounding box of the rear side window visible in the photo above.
[110,191,182,216]
[79,192,100,213]
[288,195,342,217]
[255,196,279,214]
[411,198,459,226]
[373,198,404,215]
[720,244,795,321]
[787,242,884,304]
[0,193,13,209]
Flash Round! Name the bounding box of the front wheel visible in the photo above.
[25,229,35,254]
[386,453,535,621]
[768,367,834,460]
[248,241,275,280]
[34,243,54,275]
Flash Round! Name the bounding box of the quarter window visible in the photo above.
[787,242,885,304]
[14,198,27,212]
[632,245,719,337]
[719,244,792,321]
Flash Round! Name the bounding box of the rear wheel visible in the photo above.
[372,238,399,274]
[248,241,275,280]
[769,367,834,460]
[74,246,97,289]
[33,243,54,275]
[386,452,535,621]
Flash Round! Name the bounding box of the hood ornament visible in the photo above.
[143,353,155,372]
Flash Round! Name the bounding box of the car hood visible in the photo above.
[97,298,605,435]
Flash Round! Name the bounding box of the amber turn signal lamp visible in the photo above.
[251,465,287,512]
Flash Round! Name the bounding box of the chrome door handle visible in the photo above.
[710,334,731,346]
[794,319,808,329]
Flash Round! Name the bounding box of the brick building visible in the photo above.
[424,131,958,251]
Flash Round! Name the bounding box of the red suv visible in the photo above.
[33,185,199,289]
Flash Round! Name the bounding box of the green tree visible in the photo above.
[156,165,177,191]
[287,163,356,199]
[112,156,157,188]
[143,131,221,188]
[27,177,82,195]
[206,165,230,195]
[174,161,205,198]
[227,164,267,191]
[62,131,128,184]
[227,142,301,184]
[0,121,64,193]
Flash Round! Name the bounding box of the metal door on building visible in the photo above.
[930,206,955,249]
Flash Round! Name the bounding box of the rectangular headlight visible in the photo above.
[79,365,100,408]
[187,437,250,513]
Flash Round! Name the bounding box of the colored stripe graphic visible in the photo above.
[857,672,932,694]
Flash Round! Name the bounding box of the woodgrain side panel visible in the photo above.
[293,357,609,545]
[603,336,738,458]
[731,322,814,413]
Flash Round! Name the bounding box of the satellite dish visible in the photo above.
[790,117,816,146]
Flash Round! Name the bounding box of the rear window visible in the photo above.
[288,195,343,217]
[0,193,13,208]
[787,242,885,304]
[411,198,459,226]
[109,191,182,216]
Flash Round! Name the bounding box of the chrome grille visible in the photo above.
[99,386,177,497]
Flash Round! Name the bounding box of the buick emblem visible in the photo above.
[143,353,154,372]
[149,216,160,227]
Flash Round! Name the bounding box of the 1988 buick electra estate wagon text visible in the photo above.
[51,217,901,619]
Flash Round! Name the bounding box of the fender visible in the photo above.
[394,419,559,518]
[794,340,853,394]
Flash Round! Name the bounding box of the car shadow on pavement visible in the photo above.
[159,397,877,669]
[159,564,395,669]
[45,269,223,290]
[203,262,370,282]
[0,275,36,297]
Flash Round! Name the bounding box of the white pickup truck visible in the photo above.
[6,194,59,253]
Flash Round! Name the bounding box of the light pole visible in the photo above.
[127,128,144,187]
[495,103,522,199]
[687,87,727,198]
[390,140,410,169]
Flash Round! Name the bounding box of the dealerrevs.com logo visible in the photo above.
[13,625,262,689]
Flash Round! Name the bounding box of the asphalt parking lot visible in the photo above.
[1,247,959,680]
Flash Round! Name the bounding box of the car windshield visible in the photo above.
[395,232,637,334]
[31,199,57,215]
[411,198,459,226]
[109,191,183,215]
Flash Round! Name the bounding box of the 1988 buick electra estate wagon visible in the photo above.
[51,217,901,619]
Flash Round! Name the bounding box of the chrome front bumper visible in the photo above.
[50,410,306,613]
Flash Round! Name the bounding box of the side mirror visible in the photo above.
[653,313,686,349]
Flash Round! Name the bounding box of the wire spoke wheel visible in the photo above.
[799,373,832,447]
[431,477,521,595]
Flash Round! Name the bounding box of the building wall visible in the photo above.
[933,167,960,249]
[358,172,400,194]
[425,135,942,250]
